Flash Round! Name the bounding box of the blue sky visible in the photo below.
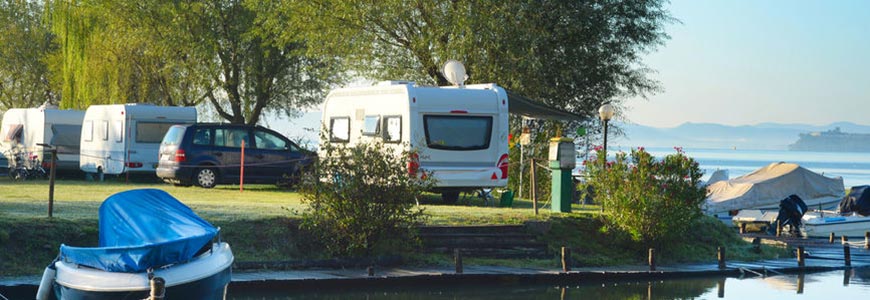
[627,0,870,127]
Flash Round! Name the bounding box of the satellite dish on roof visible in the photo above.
[442,60,467,87]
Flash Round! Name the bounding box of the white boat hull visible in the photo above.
[39,242,233,300]
[802,213,870,238]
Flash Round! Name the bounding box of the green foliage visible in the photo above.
[584,147,707,247]
[299,141,432,257]
[0,0,58,110]
[43,0,341,123]
[266,0,671,118]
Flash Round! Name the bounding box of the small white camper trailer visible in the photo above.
[320,81,510,203]
[79,104,196,175]
[0,105,85,171]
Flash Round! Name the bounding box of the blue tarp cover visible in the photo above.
[60,189,218,272]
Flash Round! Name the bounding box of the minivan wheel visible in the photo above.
[195,168,217,188]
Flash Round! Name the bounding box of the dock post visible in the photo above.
[844,236,852,267]
[797,273,805,294]
[149,277,165,300]
[830,232,835,244]
[717,278,725,298]
[797,246,805,268]
[648,248,656,271]
[739,223,746,234]
[717,247,726,269]
[561,247,571,272]
[776,220,781,237]
[865,232,869,249]
[367,266,374,277]
[454,248,463,274]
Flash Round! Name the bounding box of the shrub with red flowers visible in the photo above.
[583,147,707,247]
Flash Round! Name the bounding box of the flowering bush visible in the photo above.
[583,147,707,247]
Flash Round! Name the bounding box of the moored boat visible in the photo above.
[802,212,870,238]
[802,186,870,238]
[705,162,844,224]
[36,189,233,300]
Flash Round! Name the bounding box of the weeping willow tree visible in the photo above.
[45,0,92,109]
[45,0,204,109]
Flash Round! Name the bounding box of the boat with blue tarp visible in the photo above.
[36,189,233,300]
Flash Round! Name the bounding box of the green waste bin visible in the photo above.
[499,190,515,207]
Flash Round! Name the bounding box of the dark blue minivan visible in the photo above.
[156,123,314,188]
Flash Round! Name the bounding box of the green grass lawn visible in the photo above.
[0,177,788,277]
[0,177,577,224]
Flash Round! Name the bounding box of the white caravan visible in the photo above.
[320,81,509,203]
[0,105,85,171]
[80,104,196,175]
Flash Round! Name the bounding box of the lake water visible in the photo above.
[226,269,870,299]
[620,147,870,188]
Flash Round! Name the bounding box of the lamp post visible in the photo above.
[598,104,615,213]
[598,104,615,158]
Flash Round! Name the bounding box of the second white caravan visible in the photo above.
[80,104,196,176]
[0,105,85,171]
[321,81,509,203]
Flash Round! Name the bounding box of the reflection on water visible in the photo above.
[227,268,870,300]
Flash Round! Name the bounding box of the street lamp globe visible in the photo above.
[598,103,615,121]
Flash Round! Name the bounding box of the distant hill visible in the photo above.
[613,122,870,150]
[260,112,870,152]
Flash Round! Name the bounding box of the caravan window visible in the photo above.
[423,115,492,151]
[113,120,123,143]
[383,116,401,143]
[362,115,380,136]
[101,121,109,141]
[2,124,22,142]
[330,117,350,142]
[136,122,176,143]
[83,121,93,142]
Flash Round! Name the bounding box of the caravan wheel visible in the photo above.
[195,168,217,188]
[441,191,460,204]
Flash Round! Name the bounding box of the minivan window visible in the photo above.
[423,115,492,151]
[215,128,249,148]
[192,128,212,146]
[137,122,176,143]
[254,130,287,150]
[161,126,187,146]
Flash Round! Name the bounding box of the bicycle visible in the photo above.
[5,149,47,181]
